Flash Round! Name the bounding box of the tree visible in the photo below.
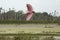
[42,12,48,16]
[6,9,16,20]
[0,7,2,14]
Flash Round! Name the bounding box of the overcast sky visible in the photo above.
[0,0,60,16]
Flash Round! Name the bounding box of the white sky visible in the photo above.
[0,0,60,16]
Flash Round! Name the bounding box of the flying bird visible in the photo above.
[26,4,35,21]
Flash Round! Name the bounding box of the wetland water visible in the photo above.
[0,24,60,40]
[0,24,60,28]
[0,24,60,33]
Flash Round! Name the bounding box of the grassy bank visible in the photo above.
[0,20,60,24]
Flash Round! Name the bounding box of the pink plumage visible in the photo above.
[26,4,35,21]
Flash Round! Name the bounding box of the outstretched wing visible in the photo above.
[26,12,33,21]
[26,4,35,21]
[26,4,33,11]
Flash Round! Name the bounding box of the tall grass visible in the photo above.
[0,20,60,24]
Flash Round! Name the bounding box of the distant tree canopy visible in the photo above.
[0,7,60,22]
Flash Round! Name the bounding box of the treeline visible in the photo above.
[0,8,60,24]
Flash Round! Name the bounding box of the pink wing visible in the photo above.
[26,4,35,21]
[26,4,33,11]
